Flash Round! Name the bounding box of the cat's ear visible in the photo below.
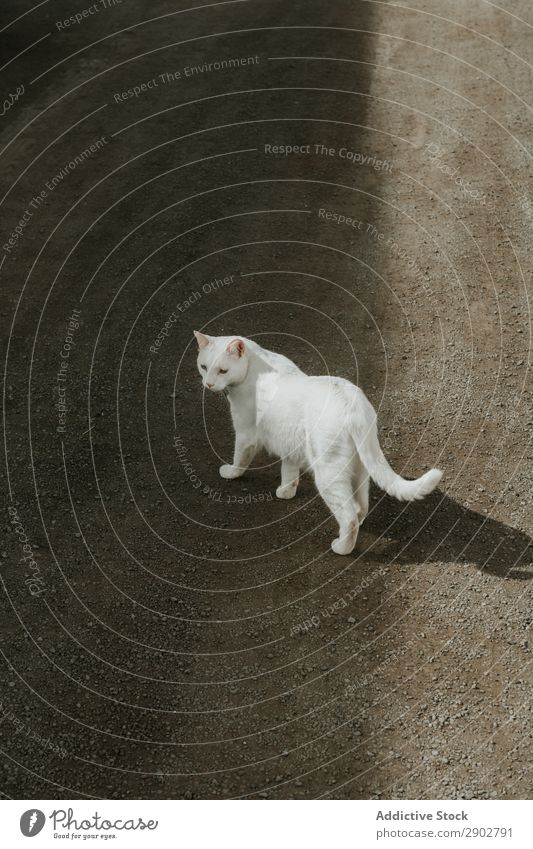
[193,331,210,349]
[226,338,245,358]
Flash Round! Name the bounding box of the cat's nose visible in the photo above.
[206,382,214,389]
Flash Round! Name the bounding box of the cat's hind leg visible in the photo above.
[276,456,300,499]
[353,453,369,523]
[313,458,360,555]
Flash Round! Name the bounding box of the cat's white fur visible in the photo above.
[194,331,443,555]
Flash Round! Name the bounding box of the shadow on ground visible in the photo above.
[366,490,532,580]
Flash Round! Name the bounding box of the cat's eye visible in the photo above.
[200,365,207,371]
[219,368,228,374]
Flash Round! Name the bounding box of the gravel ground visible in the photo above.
[0,0,531,799]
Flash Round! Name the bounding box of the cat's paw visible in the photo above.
[219,464,243,479]
[331,520,359,555]
[276,482,298,499]
[331,537,356,555]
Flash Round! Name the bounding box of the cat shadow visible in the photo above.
[362,489,532,580]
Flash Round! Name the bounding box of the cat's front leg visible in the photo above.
[219,431,257,479]
[276,457,300,499]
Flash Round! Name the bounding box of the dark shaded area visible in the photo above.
[366,490,533,581]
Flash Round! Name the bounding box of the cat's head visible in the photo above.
[193,332,249,392]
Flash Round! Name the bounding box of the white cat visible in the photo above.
[194,331,443,555]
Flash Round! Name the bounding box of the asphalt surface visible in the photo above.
[0,0,531,799]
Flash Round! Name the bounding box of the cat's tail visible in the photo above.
[350,390,443,502]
